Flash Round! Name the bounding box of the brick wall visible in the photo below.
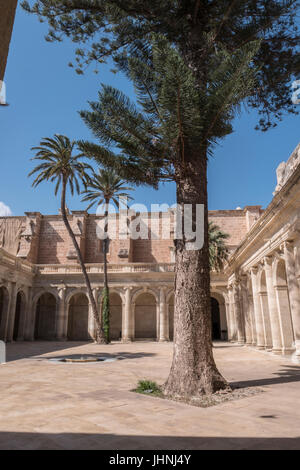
[0,206,262,264]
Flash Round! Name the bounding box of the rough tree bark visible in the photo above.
[60,178,107,344]
[103,198,109,293]
[164,151,230,397]
[101,197,110,342]
[0,0,18,83]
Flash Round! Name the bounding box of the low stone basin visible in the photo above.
[62,357,104,363]
[47,355,123,364]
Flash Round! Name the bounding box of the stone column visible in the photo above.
[250,267,265,349]
[284,241,300,358]
[224,300,231,341]
[122,287,133,342]
[264,256,283,354]
[258,290,273,350]
[241,275,253,346]
[6,281,17,342]
[227,285,237,341]
[159,287,169,342]
[233,281,245,344]
[56,287,67,340]
[248,292,257,346]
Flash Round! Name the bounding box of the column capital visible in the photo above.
[283,240,294,252]
[58,285,67,292]
[263,255,273,266]
[159,286,167,294]
[250,266,258,275]
[123,286,133,292]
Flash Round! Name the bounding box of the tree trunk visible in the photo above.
[101,197,110,342]
[60,179,107,344]
[103,198,109,291]
[163,152,230,398]
[0,0,18,83]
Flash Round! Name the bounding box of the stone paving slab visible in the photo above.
[0,341,300,449]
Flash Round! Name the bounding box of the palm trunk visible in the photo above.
[61,178,107,344]
[0,0,18,83]
[101,197,110,342]
[163,151,229,397]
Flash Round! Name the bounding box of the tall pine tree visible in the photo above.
[78,38,260,396]
[22,0,300,398]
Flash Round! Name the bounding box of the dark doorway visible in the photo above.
[35,293,57,340]
[0,286,9,338]
[67,293,90,341]
[135,293,157,339]
[13,292,24,341]
[211,297,221,340]
[110,293,122,340]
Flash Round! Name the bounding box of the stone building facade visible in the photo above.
[1,143,300,363]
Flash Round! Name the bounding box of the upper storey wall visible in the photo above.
[0,206,261,265]
[209,206,263,253]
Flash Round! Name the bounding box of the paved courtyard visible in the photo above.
[0,341,300,450]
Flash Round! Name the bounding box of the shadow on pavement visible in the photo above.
[0,431,299,450]
[232,365,300,388]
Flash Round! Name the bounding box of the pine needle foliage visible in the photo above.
[78,37,261,185]
[22,0,300,131]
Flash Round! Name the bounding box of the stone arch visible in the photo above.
[246,274,257,345]
[0,286,9,340]
[33,288,59,307]
[65,287,87,307]
[134,290,157,340]
[67,292,90,341]
[273,257,295,352]
[211,291,227,340]
[13,290,26,341]
[109,292,122,341]
[131,287,159,305]
[35,292,57,340]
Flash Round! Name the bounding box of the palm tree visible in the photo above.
[208,222,229,272]
[82,168,133,342]
[28,134,107,344]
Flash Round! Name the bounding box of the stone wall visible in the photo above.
[0,207,257,265]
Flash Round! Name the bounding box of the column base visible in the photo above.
[292,351,300,364]
[271,348,283,355]
[281,347,296,356]
[159,338,169,342]
[122,337,133,343]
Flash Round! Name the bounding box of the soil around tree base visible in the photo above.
[133,384,264,408]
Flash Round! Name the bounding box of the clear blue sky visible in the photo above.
[0,4,299,216]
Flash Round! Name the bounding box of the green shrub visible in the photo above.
[135,380,162,396]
